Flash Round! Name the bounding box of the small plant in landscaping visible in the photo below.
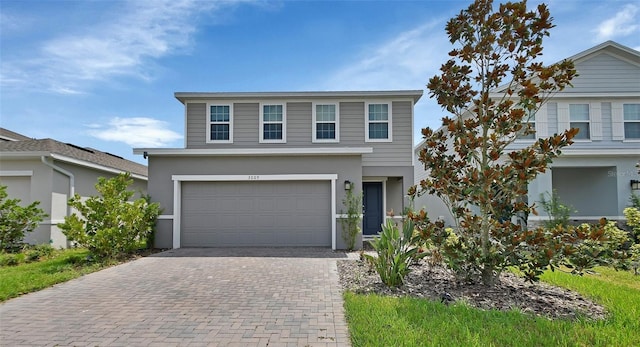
[59,173,161,259]
[364,218,426,287]
[630,193,640,210]
[539,190,575,229]
[340,189,362,251]
[0,185,48,252]
[561,221,630,275]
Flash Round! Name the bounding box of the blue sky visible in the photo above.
[1,0,639,164]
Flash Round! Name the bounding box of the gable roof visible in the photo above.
[0,138,147,178]
[0,128,33,142]
[492,41,640,94]
[565,40,640,66]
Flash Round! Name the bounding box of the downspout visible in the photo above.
[41,156,75,246]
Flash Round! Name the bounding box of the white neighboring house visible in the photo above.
[414,41,640,226]
[0,128,148,248]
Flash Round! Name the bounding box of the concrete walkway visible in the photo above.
[0,248,352,346]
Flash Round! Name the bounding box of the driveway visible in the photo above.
[0,248,352,347]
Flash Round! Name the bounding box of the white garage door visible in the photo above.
[181,180,331,247]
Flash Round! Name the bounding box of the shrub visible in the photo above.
[562,221,629,275]
[24,244,55,262]
[624,207,640,241]
[0,185,48,251]
[364,219,426,287]
[340,189,362,251]
[59,173,161,259]
[539,191,575,229]
[0,253,25,266]
[630,193,640,210]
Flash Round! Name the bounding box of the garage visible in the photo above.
[181,180,332,247]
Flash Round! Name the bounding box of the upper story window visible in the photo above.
[260,103,286,143]
[366,102,392,142]
[207,104,232,143]
[624,103,640,139]
[569,103,590,140]
[313,103,339,142]
[516,110,536,140]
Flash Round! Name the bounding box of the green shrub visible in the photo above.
[0,185,47,251]
[624,207,640,241]
[59,173,161,259]
[561,222,626,274]
[539,190,574,229]
[364,219,426,287]
[24,244,55,262]
[0,253,25,266]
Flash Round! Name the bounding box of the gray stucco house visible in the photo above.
[414,41,640,226]
[0,128,148,248]
[135,90,423,249]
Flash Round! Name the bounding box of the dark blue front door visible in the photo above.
[363,182,383,236]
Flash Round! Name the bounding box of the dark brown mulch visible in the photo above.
[337,257,607,321]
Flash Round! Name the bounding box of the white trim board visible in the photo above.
[171,174,339,250]
[134,147,373,157]
[0,170,33,176]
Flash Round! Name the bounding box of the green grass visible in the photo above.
[343,267,640,347]
[0,248,110,302]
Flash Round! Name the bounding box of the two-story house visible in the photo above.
[414,41,640,226]
[135,90,423,249]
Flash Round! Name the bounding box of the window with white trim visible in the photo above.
[516,109,536,140]
[623,103,640,139]
[260,104,286,143]
[313,103,339,142]
[207,104,232,143]
[366,102,392,142]
[569,103,590,140]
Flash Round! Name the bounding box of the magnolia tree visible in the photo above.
[409,0,616,285]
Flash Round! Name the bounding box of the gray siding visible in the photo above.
[186,103,206,148]
[569,52,640,93]
[184,100,414,166]
[147,155,364,249]
[546,102,558,135]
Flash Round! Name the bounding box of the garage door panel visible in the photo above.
[181,181,331,247]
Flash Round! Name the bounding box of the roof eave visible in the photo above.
[174,90,424,104]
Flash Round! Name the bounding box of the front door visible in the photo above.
[363,182,383,236]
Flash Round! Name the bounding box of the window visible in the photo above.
[516,110,536,140]
[260,103,286,143]
[569,104,590,140]
[623,104,640,139]
[313,103,339,142]
[207,104,232,143]
[366,102,392,142]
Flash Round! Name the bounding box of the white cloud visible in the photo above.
[594,4,639,41]
[323,20,448,91]
[322,19,453,140]
[1,0,250,94]
[89,117,182,147]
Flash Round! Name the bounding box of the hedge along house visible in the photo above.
[134,90,423,250]
[0,129,148,248]
[414,41,640,226]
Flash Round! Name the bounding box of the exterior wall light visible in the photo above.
[631,179,640,191]
[344,180,352,191]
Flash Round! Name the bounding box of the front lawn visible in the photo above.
[0,248,116,302]
[343,267,640,347]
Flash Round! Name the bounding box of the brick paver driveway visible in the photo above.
[0,248,352,347]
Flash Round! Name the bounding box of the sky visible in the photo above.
[1,0,639,165]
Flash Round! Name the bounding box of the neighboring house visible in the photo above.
[414,41,640,226]
[134,90,423,249]
[0,129,148,248]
